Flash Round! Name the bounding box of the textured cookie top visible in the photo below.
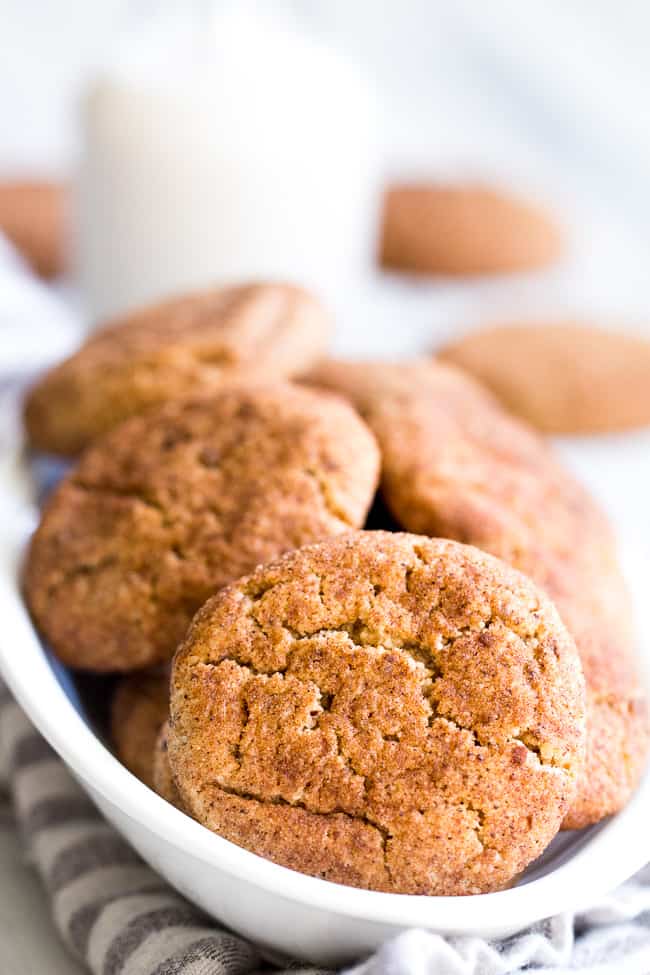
[169,532,585,895]
[439,322,650,434]
[25,384,379,671]
[379,183,562,276]
[24,281,331,455]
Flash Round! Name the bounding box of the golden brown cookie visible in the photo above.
[563,690,649,830]
[112,678,187,809]
[24,384,380,672]
[153,722,185,810]
[111,670,169,789]
[379,183,563,276]
[168,531,585,895]
[24,281,331,456]
[438,322,650,434]
[307,359,649,828]
[0,180,66,277]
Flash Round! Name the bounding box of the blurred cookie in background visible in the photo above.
[379,182,563,276]
[438,322,650,434]
[0,180,66,278]
[24,281,332,456]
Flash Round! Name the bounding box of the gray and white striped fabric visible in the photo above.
[3,678,650,975]
[0,682,271,975]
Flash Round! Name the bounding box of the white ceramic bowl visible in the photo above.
[1,448,649,965]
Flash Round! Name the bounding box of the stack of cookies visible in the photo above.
[22,280,649,896]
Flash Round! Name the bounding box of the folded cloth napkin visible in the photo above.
[2,680,650,975]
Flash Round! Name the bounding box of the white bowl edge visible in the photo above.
[1,512,650,963]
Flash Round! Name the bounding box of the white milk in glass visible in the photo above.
[74,4,382,322]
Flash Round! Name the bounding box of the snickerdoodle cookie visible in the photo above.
[153,722,184,810]
[111,670,169,789]
[167,532,585,894]
[0,180,66,277]
[307,359,649,828]
[24,281,331,456]
[112,681,185,809]
[24,384,379,672]
[379,183,562,276]
[438,322,650,434]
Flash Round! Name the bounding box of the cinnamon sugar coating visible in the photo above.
[25,385,379,671]
[168,532,585,894]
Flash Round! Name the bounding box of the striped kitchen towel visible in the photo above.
[2,678,650,975]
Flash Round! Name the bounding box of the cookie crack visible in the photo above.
[459,799,487,851]
[189,344,232,371]
[71,478,167,516]
[206,779,393,882]
[428,711,481,749]
[331,726,369,791]
[223,570,567,772]
[43,553,119,597]
[246,559,548,650]
[304,466,354,527]
[510,732,572,771]
[212,623,562,768]
[232,698,250,765]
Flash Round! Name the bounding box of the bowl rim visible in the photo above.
[2,514,650,936]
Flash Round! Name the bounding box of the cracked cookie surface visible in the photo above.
[25,384,380,671]
[168,531,585,895]
[307,359,649,828]
[24,281,331,456]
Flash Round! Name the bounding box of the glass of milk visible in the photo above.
[74,1,382,322]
